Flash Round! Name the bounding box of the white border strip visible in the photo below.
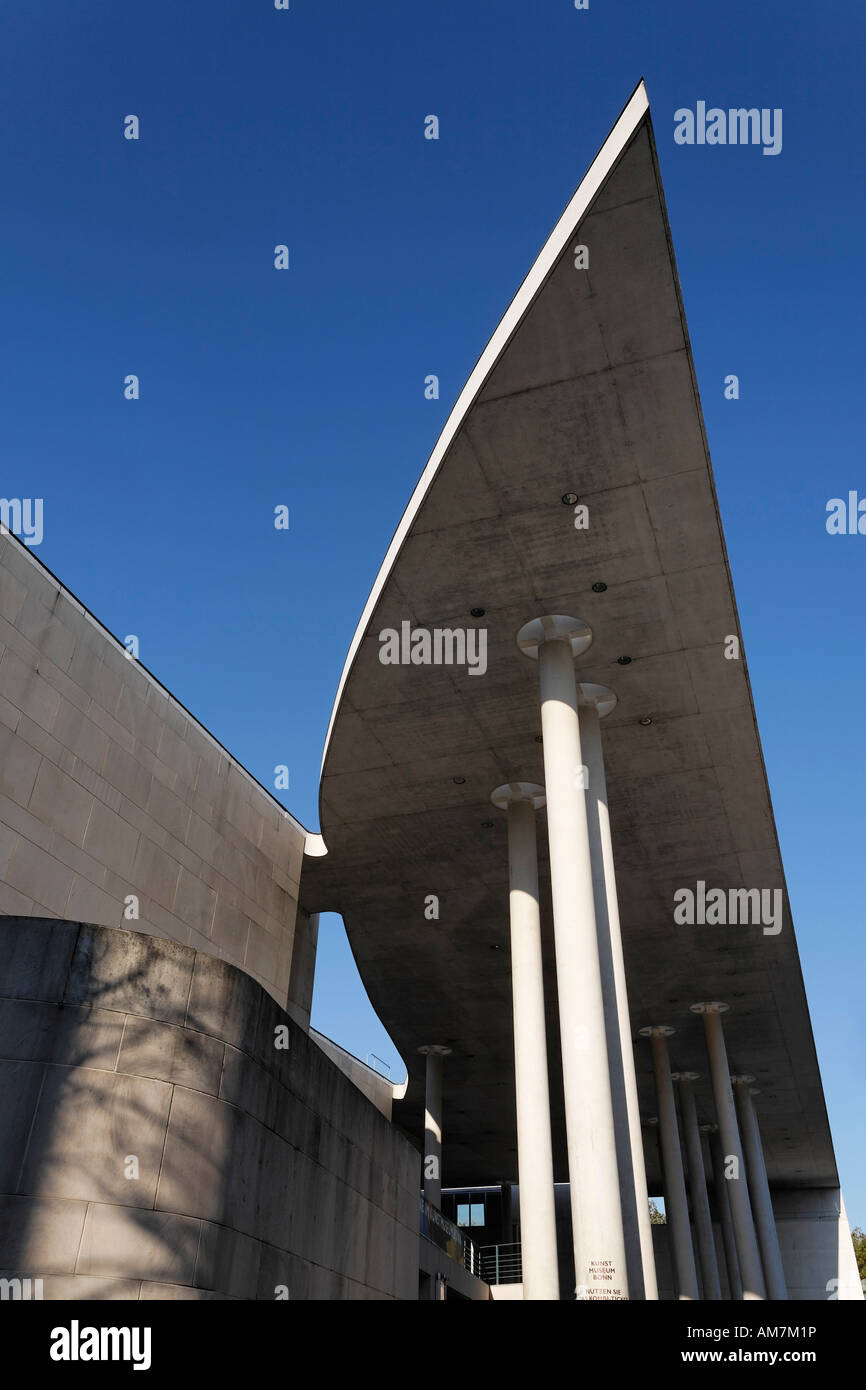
[320,82,649,775]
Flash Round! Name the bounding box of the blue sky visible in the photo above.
[1,2,863,1226]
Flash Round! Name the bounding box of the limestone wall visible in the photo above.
[773,1188,864,1301]
[0,532,305,1004]
[310,1028,397,1120]
[0,920,420,1299]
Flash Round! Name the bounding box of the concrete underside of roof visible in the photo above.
[300,98,836,1195]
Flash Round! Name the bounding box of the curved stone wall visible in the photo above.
[0,920,420,1300]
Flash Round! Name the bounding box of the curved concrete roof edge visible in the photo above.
[319,79,650,782]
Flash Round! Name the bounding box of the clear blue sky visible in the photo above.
[1,2,863,1226]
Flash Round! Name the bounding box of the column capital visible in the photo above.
[516,614,592,660]
[699,1123,718,1134]
[418,1044,452,1057]
[577,682,617,717]
[690,1001,730,1015]
[639,1025,675,1037]
[490,781,546,810]
[731,1074,756,1086]
[672,1070,701,1082]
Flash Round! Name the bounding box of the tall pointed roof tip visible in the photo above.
[307,64,841,1209]
[629,75,648,102]
[319,80,655,774]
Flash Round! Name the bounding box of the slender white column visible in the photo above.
[640,1028,699,1300]
[580,688,658,1301]
[517,615,628,1300]
[491,781,559,1301]
[691,1003,766,1299]
[705,1124,742,1300]
[420,1045,449,1209]
[676,1073,721,1300]
[733,1079,788,1300]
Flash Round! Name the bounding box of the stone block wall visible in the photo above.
[0,920,421,1299]
[0,532,305,1004]
[773,1188,864,1301]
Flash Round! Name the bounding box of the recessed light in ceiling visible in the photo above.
[452,776,466,785]
[562,492,579,506]
[481,820,494,829]
[617,656,632,665]
[639,716,653,726]
[591,582,607,593]
[470,607,485,618]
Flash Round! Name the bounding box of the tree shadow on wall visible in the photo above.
[0,918,307,1302]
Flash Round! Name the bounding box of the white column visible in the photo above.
[491,781,559,1301]
[420,1045,449,1209]
[733,1079,788,1300]
[580,687,658,1301]
[517,615,628,1300]
[676,1073,721,1300]
[640,1028,699,1299]
[705,1124,742,1300]
[691,1003,766,1299]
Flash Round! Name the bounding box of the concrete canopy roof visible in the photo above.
[301,84,837,1193]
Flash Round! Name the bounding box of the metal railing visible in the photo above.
[419,1199,522,1287]
[365,1052,391,1078]
[463,1236,481,1279]
[477,1242,522,1285]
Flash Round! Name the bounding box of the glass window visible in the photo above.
[470,1203,485,1227]
[456,1204,470,1227]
